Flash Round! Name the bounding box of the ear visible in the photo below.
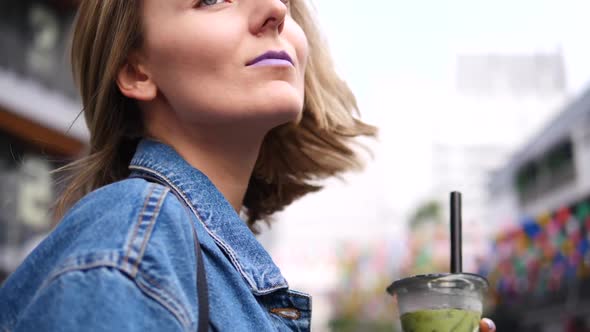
[116,54,157,101]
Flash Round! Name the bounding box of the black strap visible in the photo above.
[132,175,209,332]
[187,199,210,332]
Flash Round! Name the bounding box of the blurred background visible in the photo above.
[1,0,590,331]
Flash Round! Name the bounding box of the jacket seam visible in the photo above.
[132,186,168,276]
[136,271,192,330]
[123,183,159,275]
[41,259,192,331]
[129,166,286,293]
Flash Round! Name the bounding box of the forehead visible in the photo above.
[142,0,188,13]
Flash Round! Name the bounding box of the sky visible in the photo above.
[313,0,590,209]
[268,0,590,247]
[312,0,590,95]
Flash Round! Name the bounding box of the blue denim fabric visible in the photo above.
[0,139,311,331]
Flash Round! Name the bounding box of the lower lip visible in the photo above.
[248,59,293,67]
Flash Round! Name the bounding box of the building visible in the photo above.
[483,86,590,332]
[456,52,566,98]
[489,87,590,228]
[0,0,85,280]
[428,51,567,272]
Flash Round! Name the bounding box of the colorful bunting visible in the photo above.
[480,196,590,301]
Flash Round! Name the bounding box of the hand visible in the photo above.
[480,318,496,332]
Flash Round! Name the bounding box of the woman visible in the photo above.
[0,0,496,331]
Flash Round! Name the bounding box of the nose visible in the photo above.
[249,0,288,36]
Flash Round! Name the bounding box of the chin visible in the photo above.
[252,87,304,126]
[256,103,302,130]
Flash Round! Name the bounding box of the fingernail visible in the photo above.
[482,318,496,332]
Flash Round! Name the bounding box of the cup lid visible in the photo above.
[386,273,488,296]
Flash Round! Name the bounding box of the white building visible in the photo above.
[483,84,590,332]
[429,51,567,270]
[489,86,590,229]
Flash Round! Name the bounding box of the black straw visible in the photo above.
[450,191,462,274]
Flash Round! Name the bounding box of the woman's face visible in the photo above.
[140,0,309,129]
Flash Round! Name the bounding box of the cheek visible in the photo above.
[147,29,238,75]
[143,21,245,112]
[286,19,309,73]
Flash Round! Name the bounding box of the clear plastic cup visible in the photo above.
[387,273,488,332]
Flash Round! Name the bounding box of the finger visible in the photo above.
[480,318,496,332]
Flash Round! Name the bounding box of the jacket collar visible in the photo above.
[128,138,288,295]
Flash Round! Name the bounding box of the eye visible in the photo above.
[197,0,228,7]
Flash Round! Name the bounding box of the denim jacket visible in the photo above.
[0,139,312,331]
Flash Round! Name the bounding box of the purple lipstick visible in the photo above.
[246,50,293,67]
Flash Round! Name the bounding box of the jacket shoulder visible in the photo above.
[53,179,200,326]
[57,178,200,268]
[0,179,199,331]
[56,178,172,254]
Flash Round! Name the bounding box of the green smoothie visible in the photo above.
[400,308,481,332]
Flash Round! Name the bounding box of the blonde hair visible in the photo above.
[55,0,377,231]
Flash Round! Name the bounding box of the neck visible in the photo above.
[145,112,265,213]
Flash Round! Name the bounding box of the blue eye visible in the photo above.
[198,0,225,7]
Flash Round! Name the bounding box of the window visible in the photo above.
[515,139,576,204]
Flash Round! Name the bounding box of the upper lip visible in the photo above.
[246,50,293,66]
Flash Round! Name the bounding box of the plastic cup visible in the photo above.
[387,273,488,332]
